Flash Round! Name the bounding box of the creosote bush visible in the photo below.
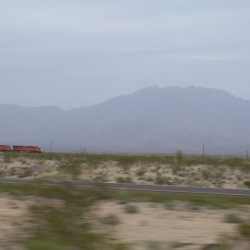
[102,213,121,225]
[238,223,250,238]
[117,176,132,183]
[124,204,139,214]
[176,150,184,164]
[244,180,250,188]
[136,168,146,176]
[155,175,171,185]
[224,213,242,224]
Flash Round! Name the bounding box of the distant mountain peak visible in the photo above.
[1,85,249,154]
[134,85,160,93]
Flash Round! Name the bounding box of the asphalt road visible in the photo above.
[0,177,250,197]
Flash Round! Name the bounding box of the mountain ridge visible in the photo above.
[0,86,249,155]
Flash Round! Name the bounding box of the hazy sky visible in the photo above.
[1,0,250,109]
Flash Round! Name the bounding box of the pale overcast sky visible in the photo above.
[1,0,250,109]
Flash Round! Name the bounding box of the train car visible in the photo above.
[12,146,41,153]
[0,145,11,152]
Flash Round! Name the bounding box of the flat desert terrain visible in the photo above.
[1,153,250,249]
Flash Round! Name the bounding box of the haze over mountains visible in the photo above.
[1,86,250,155]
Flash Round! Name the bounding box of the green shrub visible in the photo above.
[155,176,171,185]
[117,177,132,183]
[176,150,184,164]
[244,180,250,188]
[145,176,154,182]
[124,204,139,214]
[114,155,138,166]
[224,213,242,223]
[163,200,174,210]
[102,214,121,225]
[114,243,129,250]
[238,223,250,238]
[201,170,213,180]
[172,165,182,174]
[94,175,106,183]
[136,168,146,176]
[3,154,12,163]
[146,240,162,250]
[169,241,185,248]
[0,170,5,177]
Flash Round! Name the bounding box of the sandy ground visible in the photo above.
[0,196,29,250]
[0,195,250,250]
[92,201,247,250]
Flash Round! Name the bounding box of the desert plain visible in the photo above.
[1,152,250,249]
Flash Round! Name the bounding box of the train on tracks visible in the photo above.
[0,145,41,153]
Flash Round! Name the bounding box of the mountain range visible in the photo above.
[1,86,250,155]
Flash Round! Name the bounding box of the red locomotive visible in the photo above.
[0,145,11,152]
[0,145,41,153]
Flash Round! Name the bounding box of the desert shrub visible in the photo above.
[146,241,162,250]
[163,200,174,210]
[238,223,250,238]
[118,200,128,205]
[236,175,242,181]
[124,204,139,213]
[0,170,5,177]
[176,150,184,164]
[102,213,121,225]
[224,213,242,223]
[177,172,186,177]
[93,182,112,200]
[3,154,13,163]
[169,241,185,248]
[84,154,109,168]
[215,171,223,179]
[22,187,112,249]
[172,165,182,175]
[117,177,132,183]
[201,243,225,250]
[201,169,213,180]
[114,243,129,250]
[9,167,18,176]
[59,159,83,180]
[94,175,106,183]
[136,168,146,176]
[188,197,213,207]
[215,233,235,250]
[145,176,154,182]
[114,155,138,166]
[244,180,250,188]
[155,175,171,185]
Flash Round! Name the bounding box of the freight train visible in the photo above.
[0,145,41,153]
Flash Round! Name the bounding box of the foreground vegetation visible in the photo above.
[0,183,128,250]
[1,183,250,249]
